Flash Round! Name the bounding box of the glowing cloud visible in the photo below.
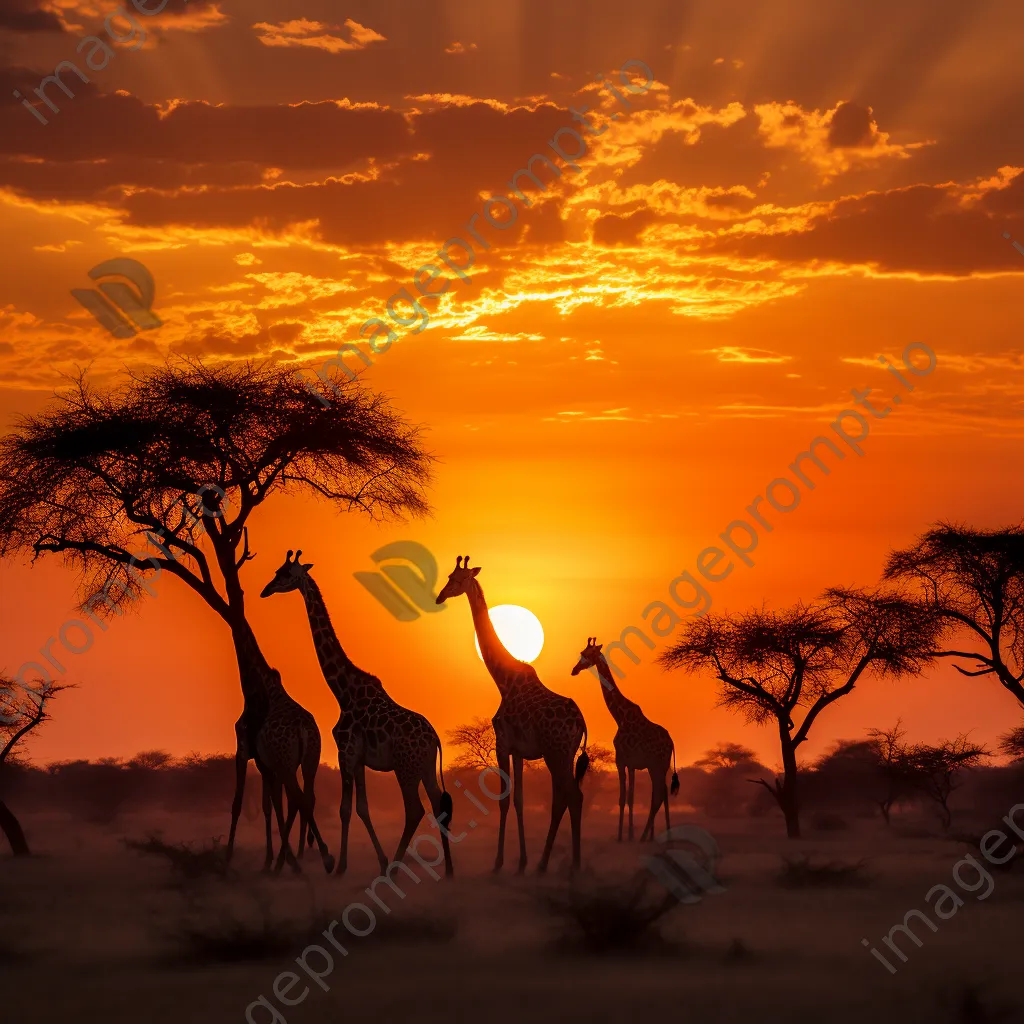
[252,18,386,53]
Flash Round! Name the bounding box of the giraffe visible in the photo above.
[571,637,680,842]
[260,550,454,877]
[436,556,589,873]
[224,618,334,874]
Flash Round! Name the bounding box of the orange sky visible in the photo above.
[1,0,1024,770]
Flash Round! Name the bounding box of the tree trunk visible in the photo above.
[0,797,30,856]
[779,731,801,839]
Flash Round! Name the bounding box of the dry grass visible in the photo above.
[777,855,870,888]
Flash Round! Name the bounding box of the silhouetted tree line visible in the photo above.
[0,722,1017,849]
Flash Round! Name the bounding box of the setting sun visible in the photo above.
[474,604,545,663]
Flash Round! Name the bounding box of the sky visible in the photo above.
[1,0,1023,770]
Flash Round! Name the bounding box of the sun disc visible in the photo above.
[474,604,544,663]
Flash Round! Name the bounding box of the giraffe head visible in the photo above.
[571,637,603,676]
[435,555,480,604]
[259,549,313,598]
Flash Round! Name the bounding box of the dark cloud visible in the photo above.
[713,176,1024,274]
[0,90,579,246]
[827,101,876,148]
[0,92,412,167]
[0,0,64,33]
[592,209,657,245]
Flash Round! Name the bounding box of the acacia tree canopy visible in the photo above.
[0,360,433,624]
[659,589,940,746]
[884,522,1024,707]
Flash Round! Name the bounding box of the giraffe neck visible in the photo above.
[297,574,379,707]
[466,578,523,694]
[595,654,634,723]
[230,617,278,731]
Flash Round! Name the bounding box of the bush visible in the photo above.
[123,834,230,882]
[371,911,458,944]
[541,874,680,954]
[167,905,305,964]
[810,811,849,832]
[777,856,869,888]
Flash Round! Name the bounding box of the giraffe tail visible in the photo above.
[435,735,454,830]
[574,727,590,786]
[670,742,680,797]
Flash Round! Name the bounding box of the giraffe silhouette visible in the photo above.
[572,638,679,841]
[225,620,334,873]
[260,550,454,877]
[436,557,589,873]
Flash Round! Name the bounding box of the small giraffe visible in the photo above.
[225,621,335,873]
[436,557,589,873]
[572,638,679,842]
[260,551,454,877]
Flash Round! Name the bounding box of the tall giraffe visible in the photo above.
[225,618,334,873]
[260,551,454,877]
[436,557,589,873]
[572,638,680,841]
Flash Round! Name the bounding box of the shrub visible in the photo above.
[123,834,230,882]
[810,811,849,832]
[777,856,869,888]
[541,874,680,954]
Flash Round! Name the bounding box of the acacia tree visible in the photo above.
[657,589,940,838]
[446,718,496,771]
[0,361,431,839]
[907,735,989,829]
[0,675,68,855]
[884,524,1024,708]
[999,725,1024,762]
[692,743,761,771]
[865,720,917,824]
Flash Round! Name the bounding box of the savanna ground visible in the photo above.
[2,773,1021,1024]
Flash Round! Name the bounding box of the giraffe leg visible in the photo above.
[274,787,302,875]
[567,769,584,871]
[537,765,571,874]
[392,776,427,865]
[261,778,276,872]
[422,770,454,878]
[226,746,248,863]
[266,773,300,874]
[281,771,334,874]
[296,794,307,860]
[296,759,318,861]
[298,721,322,861]
[336,767,353,875]
[627,767,636,841]
[354,764,389,872]
[640,770,665,842]
[664,769,672,834]
[512,755,527,874]
[616,763,626,842]
[493,747,512,873]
